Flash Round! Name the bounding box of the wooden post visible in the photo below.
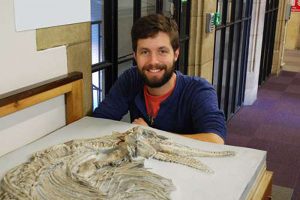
[65,79,83,124]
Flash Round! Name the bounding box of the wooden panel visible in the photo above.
[249,170,273,200]
[66,79,83,124]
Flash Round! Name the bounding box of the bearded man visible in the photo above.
[93,14,226,144]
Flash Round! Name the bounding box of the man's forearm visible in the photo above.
[131,118,225,144]
[182,133,225,144]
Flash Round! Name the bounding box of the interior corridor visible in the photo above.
[227,50,300,199]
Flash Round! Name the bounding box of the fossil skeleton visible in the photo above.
[0,126,235,199]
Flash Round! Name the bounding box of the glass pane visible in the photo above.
[236,22,245,106]
[226,0,232,23]
[213,30,222,91]
[246,0,253,17]
[91,0,104,64]
[242,0,247,17]
[271,0,276,9]
[234,0,242,20]
[180,1,188,36]
[228,23,240,116]
[217,0,224,25]
[92,70,105,110]
[220,27,230,113]
[141,0,156,16]
[118,60,134,77]
[118,0,134,57]
[91,0,103,21]
[162,0,173,17]
[91,24,104,64]
[91,24,100,64]
[178,42,186,73]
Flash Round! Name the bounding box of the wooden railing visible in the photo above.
[0,72,83,124]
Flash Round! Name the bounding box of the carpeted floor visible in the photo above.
[226,70,300,200]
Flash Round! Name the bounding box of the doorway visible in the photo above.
[258,0,279,85]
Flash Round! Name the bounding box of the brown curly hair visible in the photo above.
[131,14,179,52]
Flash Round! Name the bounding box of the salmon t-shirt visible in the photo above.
[143,85,175,119]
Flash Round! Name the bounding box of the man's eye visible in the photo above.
[140,51,148,55]
[159,50,168,54]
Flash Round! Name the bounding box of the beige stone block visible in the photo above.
[188,15,202,76]
[188,16,197,66]
[272,51,279,66]
[67,42,92,115]
[187,64,196,76]
[200,60,214,83]
[271,50,281,74]
[286,13,300,50]
[190,0,202,17]
[195,16,202,63]
[203,1,217,14]
[200,16,215,64]
[275,20,282,40]
[36,22,90,50]
[274,39,280,50]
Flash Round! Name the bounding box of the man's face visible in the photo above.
[134,32,179,88]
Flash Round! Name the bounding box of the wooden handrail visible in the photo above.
[0,72,83,124]
[0,72,82,107]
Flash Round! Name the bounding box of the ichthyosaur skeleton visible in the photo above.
[0,126,235,200]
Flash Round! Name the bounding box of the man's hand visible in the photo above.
[132,118,149,126]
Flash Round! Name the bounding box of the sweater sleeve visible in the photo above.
[191,80,227,139]
[93,67,141,120]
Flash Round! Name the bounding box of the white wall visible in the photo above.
[0,0,69,156]
[14,0,90,31]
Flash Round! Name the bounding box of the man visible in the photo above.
[93,14,226,144]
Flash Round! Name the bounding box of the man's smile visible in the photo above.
[148,68,162,73]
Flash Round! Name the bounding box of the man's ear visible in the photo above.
[174,48,180,62]
[133,51,137,60]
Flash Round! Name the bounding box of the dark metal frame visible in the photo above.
[173,0,191,74]
[213,0,253,120]
[133,0,141,22]
[156,0,163,13]
[103,0,118,93]
[259,0,279,85]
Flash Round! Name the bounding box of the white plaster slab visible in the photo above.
[0,117,266,200]
[14,0,91,31]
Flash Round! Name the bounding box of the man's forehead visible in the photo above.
[137,46,170,50]
[136,32,172,49]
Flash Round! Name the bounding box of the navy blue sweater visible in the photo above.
[93,67,226,139]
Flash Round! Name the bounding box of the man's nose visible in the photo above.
[149,53,160,65]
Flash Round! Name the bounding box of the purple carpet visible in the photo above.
[226,70,300,199]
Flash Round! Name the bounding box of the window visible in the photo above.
[91,0,191,110]
[213,0,253,120]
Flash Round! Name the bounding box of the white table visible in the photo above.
[0,117,267,200]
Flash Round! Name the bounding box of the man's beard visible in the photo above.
[138,63,175,88]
